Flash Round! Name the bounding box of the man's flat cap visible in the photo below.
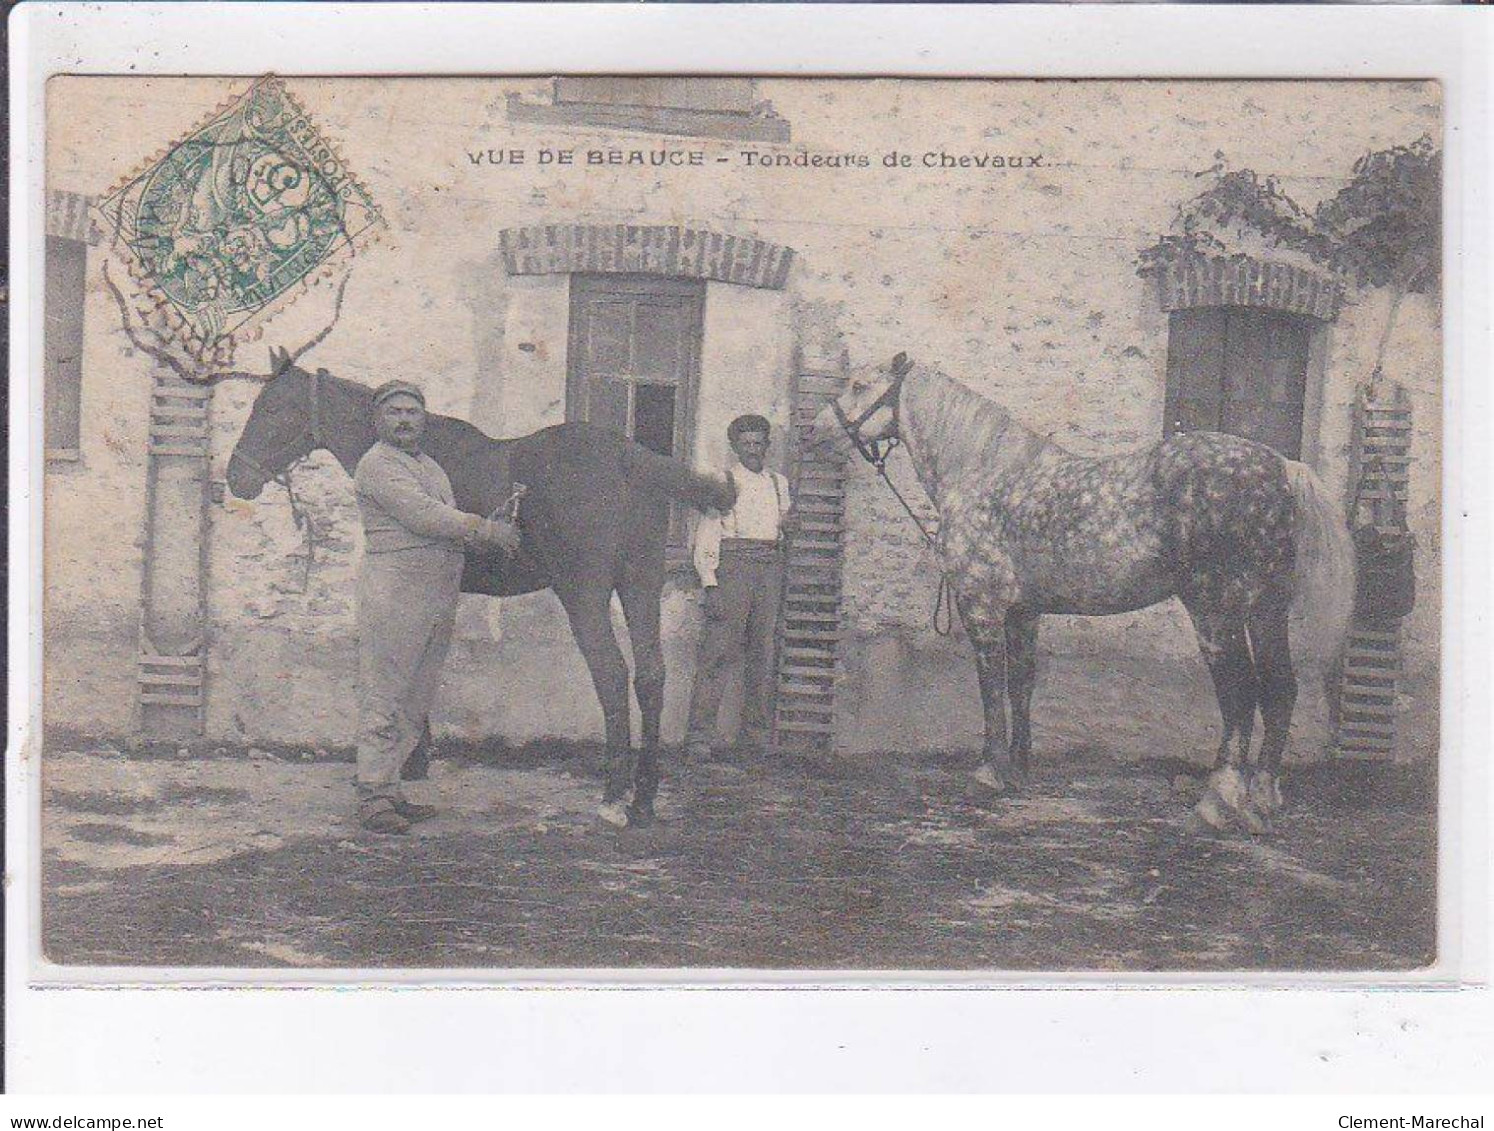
[728,414,771,440]
[372,380,426,407]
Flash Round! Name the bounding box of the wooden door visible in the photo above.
[1164,307,1311,460]
[568,274,706,547]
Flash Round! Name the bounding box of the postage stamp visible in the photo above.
[95,75,382,358]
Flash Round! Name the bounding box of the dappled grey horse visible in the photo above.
[813,353,1354,833]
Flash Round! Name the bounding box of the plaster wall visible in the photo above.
[42,77,1441,760]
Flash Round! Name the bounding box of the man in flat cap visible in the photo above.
[353,380,519,834]
[685,414,794,762]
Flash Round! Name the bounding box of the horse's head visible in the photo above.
[225,347,326,499]
[808,351,914,466]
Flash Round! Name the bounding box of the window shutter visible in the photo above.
[45,235,88,458]
[1164,307,1311,460]
[567,274,705,550]
[1163,308,1227,437]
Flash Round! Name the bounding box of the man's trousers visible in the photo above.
[356,544,464,800]
[685,541,783,752]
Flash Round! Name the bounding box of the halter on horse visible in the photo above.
[817,352,1355,836]
[224,354,326,591]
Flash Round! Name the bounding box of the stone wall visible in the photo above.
[43,77,1441,760]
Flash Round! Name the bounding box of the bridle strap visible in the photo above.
[831,372,904,470]
[830,366,958,636]
[225,367,327,591]
[226,367,325,485]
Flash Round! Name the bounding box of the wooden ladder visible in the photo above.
[1333,383,1413,760]
[138,374,213,737]
[772,348,851,756]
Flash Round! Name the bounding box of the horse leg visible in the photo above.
[1004,609,1040,779]
[1247,589,1297,816]
[962,600,1013,795]
[400,718,432,782]
[1184,599,1265,833]
[616,576,666,828]
[555,582,635,824]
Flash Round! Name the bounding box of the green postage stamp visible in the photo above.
[97,76,382,357]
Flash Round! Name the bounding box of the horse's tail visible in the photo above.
[621,442,738,513]
[1285,459,1356,668]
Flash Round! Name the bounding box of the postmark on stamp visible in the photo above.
[97,75,382,358]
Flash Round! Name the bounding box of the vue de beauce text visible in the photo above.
[464,147,1046,171]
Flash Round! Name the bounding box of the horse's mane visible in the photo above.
[899,363,1052,497]
[906,364,1014,454]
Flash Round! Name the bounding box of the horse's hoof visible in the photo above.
[1249,772,1284,814]
[971,766,1009,795]
[1240,806,1272,837]
[1193,791,1233,833]
[596,801,630,828]
[626,800,656,828]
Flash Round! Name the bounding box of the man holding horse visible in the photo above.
[353,380,519,834]
[685,414,794,762]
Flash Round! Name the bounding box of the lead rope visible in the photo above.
[275,469,318,594]
[864,440,958,638]
[272,369,326,595]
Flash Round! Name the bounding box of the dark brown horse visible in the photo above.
[225,348,734,827]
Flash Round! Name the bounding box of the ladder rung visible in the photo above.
[140,692,204,707]
[1339,722,1396,739]
[1341,690,1395,706]
[1341,705,1397,721]
[1335,745,1395,759]
[778,689,835,703]
[779,676,835,690]
[775,719,837,735]
[149,443,210,457]
[779,704,835,719]
[1345,649,1400,665]
[1343,669,1399,682]
[794,481,847,493]
[153,386,211,401]
[139,673,203,688]
[1348,627,1399,642]
[797,373,847,389]
[782,640,838,653]
[139,653,204,667]
[781,652,837,667]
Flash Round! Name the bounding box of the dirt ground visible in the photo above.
[40,738,1436,972]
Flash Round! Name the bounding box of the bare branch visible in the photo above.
[286,273,351,367]
[101,261,198,382]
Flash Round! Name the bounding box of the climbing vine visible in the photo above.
[1138,136,1441,386]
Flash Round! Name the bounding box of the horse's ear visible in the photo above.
[890,351,912,378]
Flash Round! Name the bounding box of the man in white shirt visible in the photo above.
[685,414,794,761]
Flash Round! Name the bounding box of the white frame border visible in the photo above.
[8,1,1491,1092]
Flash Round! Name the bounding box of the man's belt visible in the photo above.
[720,537,781,554]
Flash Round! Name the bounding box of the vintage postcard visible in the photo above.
[37,74,1442,975]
